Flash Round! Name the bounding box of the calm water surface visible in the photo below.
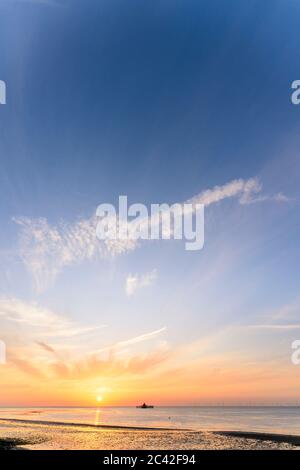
[0,407,300,435]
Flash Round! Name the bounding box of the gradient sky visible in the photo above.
[0,0,300,406]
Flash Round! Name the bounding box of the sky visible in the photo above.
[0,0,300,406]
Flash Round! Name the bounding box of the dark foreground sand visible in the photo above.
[0,419,299,450]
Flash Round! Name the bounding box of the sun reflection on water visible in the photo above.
[94,408,101,426]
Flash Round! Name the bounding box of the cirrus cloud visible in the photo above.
[13,177,287,292]
[125,269,157,297]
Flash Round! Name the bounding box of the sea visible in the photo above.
[0,406,300,435]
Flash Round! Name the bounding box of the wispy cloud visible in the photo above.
[244,301,300,331]
[188,177,261,206]
[93,326,166,355]
[14,215,137,293]
[0,295,167,381]
[247,324,300,330]
[125,269,157,296]
[270,302,300,321]
[188,177,288,206]
[50,346,170,380]
[55,329,168,380]
[36,341,56,353]
[0,297,104,338]
[13,177,286,291]
[8,322,168,381]
[10,356,46,379]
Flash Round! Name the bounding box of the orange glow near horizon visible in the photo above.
[1,307,300,407]
[1,354,300,407]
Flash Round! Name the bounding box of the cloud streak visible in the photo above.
[93,326,166,355]
[247,324,300,330]
[50,347,170,380]
[0,297,104,338]
[0,296,167,381]
[13,177,286,291]
[125,270,157,296]
[7,317,168,381]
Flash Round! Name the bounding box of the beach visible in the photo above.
[0,406,300,450]
[0,409,300,450]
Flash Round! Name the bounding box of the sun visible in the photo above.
[96,395,103,403]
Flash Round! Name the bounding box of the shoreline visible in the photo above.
[2,417,300,441]
[0,417,185,432]
[1,418,300,449]
[214,431,300,446]
[0,438,30,450]
[1,431,300,450]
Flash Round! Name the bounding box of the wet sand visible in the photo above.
[0,419,299,450]
[215,430,300,447]
[0,438,31,450]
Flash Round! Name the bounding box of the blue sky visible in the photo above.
[0,0,300,404]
